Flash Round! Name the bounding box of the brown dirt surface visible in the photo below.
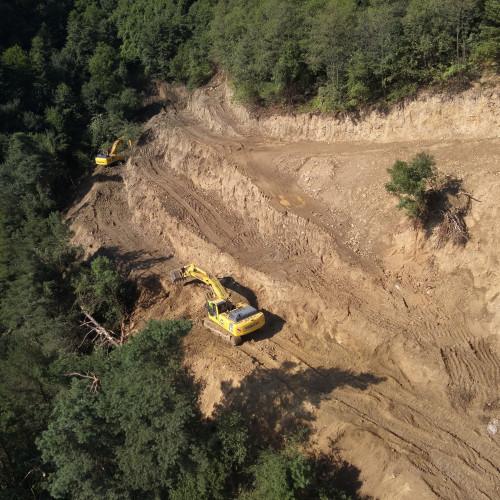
[66,77,500,499]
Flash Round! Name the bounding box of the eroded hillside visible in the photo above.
[67,78,500,499]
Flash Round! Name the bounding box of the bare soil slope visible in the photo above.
[67,78,500,499]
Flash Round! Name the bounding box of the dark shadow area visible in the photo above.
[425,176,472,245]
[213,360,386,447]
[139,101,166,121]
[92,173,124,183]
[139,94,180,119]
[220,276,258,308]
[311,437,372,499]
[136,129,155,147]
[91,247,173,274]
[425,177,463,234]
[138,273,167,296]
[120,278,141,317]
[249,309,285,342]
[181,277,204,288]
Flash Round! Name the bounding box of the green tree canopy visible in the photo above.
[386,152,437,219]
[38,319,198,499]
[72,255,126,332]
[114,0,189,77]
[211,0,309,103]
[239,438,311,500]
[476,0,500,64]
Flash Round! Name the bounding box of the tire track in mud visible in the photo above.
[364,390,498,498]
[239,331,500,499]
[269,276,500,498]
[91,176,172,277]
[440,338,500,411]
[138,158,266,259]
[143,124,361,274]
[399,299,500,415]
[371,286,500,419]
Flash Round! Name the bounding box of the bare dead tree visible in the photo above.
[66,372,102,393]
[80,307,120,347]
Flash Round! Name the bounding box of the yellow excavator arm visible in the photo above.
[109,138,123,155]
[171,263,230,301]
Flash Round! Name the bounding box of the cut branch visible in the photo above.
[66,372,102,393]
[436,209,469,247]
[459,191,481,203]
[80,307,120,347]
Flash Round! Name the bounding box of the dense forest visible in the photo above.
[0,0,498,498]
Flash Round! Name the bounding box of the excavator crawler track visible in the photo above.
[203,319,242,346]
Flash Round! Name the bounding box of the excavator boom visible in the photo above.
[170,263,230,301]
[109,138,123,155]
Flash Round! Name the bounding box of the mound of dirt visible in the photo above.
[67,77,500,499]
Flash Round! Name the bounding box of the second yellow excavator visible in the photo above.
[94,138,131,166]
[170,263,265,345]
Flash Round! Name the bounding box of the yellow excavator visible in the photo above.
[94,138,131,166]
[170,263,265,345]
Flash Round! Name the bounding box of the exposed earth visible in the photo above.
[66,77,500,499]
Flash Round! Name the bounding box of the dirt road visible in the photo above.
[67,79,500,499]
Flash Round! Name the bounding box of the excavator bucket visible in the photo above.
[170,268,185,284]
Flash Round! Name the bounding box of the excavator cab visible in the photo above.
[206,301,217,317]
[216,300,228,314]
[206,299,227,318]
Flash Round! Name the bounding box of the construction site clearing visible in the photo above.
[67,78,500,500]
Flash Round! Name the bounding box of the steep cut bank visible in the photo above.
[67,78,500,500]
[187,78,500,143]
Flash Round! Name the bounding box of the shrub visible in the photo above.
[385,152,437,220]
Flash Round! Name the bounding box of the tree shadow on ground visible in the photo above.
[213,360,386,447]
[311,437,373,499]
[92,247,173,274]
